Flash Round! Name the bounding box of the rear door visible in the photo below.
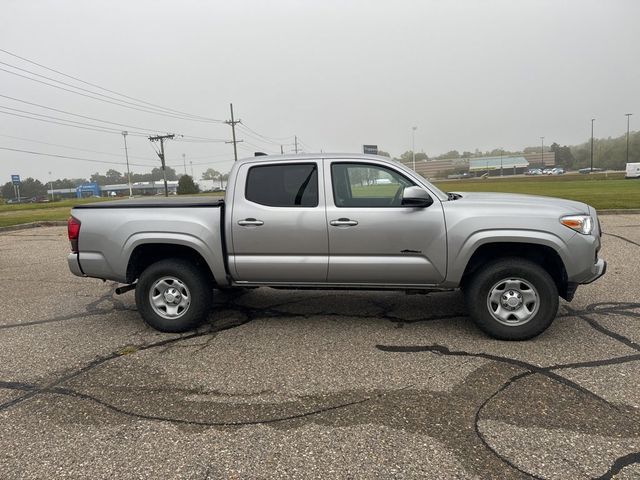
[324,160,447,285]
[230,160,329,283]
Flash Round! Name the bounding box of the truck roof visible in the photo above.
[235,153,399,165]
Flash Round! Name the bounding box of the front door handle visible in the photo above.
[238,218,264,226]
[330,218,358,227]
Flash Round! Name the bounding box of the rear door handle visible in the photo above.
[238,218,264,226]
[330,218,358,227]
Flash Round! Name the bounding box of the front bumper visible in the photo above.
[67,253,84,277]
[581,258,607,284]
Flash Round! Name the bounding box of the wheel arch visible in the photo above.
[126,242,216,285]
[459,241,570,300]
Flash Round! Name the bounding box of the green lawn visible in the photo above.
[434,173,640,210]
[0,194,224,228]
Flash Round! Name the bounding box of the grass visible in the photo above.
[0,174,637,228]
[433,172,640,210]
[0,194,224,228]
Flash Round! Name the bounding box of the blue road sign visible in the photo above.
[11,174,20,185]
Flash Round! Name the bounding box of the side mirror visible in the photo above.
[401,186,433,207]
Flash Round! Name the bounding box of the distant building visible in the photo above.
[48,180,179,198]
[398,151,555,179]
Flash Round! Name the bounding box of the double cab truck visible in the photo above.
[67,153,606,340]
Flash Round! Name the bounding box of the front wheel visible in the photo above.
[464,258,559,340]
[135,259,213,332]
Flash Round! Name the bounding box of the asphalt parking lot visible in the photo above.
[1,216,639,479]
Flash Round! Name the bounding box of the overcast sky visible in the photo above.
[1,0,639,182]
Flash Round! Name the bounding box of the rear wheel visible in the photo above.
[135,259,212,332]
[464,258,559,340]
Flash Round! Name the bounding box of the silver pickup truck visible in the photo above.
[67,153,606,340]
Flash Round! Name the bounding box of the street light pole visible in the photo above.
[500,148,503,176]
[122,131,132,198]
[590,119,595,173]
[626,113,633,165]
[411,126,417,171]
[540,137,544,167]
[182,153,187,176]
[48,171,54,201]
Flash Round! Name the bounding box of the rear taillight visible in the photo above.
[68,216,81,253]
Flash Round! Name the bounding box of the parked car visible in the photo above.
[67,153,606,341]
[549,167,565,175]
[579,167,604,174]
[525,168,543,175]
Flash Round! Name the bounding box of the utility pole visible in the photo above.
[540,137,544,167]
[182,153,187,176]
[190,160,193,178]
[500,148,503,176]
[412,126,417,171]
[225,103,243,161]
[148,134,175,197]
[294,136,299,154]
[590,118,595,173]
[122,131,132,198]
[280,145,284,154]
[626,113,633,165]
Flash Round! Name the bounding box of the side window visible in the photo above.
[246,163,318,207]
[331,163,414,207]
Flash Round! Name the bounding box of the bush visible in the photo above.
[177,175,200,195]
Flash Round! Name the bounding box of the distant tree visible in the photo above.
[177,175,200,195]
[438,150,460,159]
[399,151,428,163]
[90,172,108,185]
[201,168,221,181]
[1,182,13,199]
[105,169,124,184]
[52,178,87,189]
[1,178,47,199]
[150,166,177,181]
[377,150,391,157]
[550,142,575,168]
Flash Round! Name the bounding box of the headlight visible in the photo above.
[560,215,593,235]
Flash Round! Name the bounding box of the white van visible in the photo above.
[626,163,640,179]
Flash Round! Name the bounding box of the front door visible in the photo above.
[325,160,447,285]
[230,160,329,283]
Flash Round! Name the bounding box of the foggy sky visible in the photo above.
[1,0,639,183]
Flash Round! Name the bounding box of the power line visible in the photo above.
[0,146,157,167]
[0,94,180,135]
[0,104,225,143]
[0,105,151,136]
[0,108,149,136]
[0,65,224,124]
[0,51,224,122]
[0,133,157,162]
[237,122,295,143]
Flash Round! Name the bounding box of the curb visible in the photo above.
[597,209,640,215]
[0,221,67,233]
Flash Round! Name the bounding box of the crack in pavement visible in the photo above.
[1,273,640,478]
[376,300,640,479]
[603,232,640,248]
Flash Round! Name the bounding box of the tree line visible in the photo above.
[391,130,639,170]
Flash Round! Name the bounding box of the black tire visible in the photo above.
[135,259,213,333]
[463,257,559,340]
